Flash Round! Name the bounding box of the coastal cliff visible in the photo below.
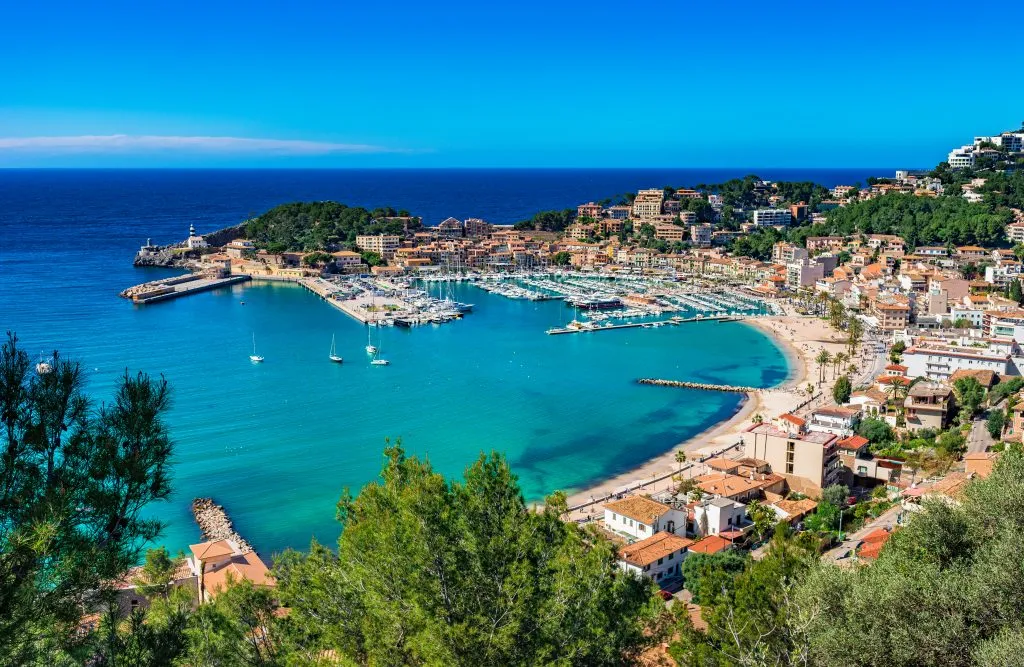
[133,222,247,268]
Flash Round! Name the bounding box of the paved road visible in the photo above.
[821,503,903,563]
[967,415,995,454]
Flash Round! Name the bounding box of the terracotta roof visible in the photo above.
[948,369,998,388]
[926,472,973,500]
[771,498,818,520]
[811,406,860,418]
[836,435,869,450]
[884,364,908,372]
[203,551,274,598]
[695,472,783,498]
[704,457,742,472]
[619,531,694,567]
[687,535,733,554]
[190,539,237,561]
[604,496,672,525]
[779,413,806,426]
[857,527,893,561]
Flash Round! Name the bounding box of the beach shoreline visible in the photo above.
[564,310,847,516]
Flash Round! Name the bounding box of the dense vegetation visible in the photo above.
[816,193,1011,247]
[243,202,421,252]
[513,208,575,232]
[0,333,175,664]
[672,448,1024,666]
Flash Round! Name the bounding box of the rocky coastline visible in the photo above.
[133,222,247,268]
[191,497,253,553]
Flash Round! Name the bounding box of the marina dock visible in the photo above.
[546,314,741,335]
[120,273,250,304]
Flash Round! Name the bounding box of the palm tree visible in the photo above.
[675,449,687,472]
[806,383,815,397]
[833,352,848,379]
[815,349,832,385]
[847,318,864,358]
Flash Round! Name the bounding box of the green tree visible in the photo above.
[552,251,571,266]
[746,500,778,544]
[679,551,748,604]
[815,349,832,384]
[821,484,850,508]
[847,317,864,358]
[0,333,175,664]
[133,546,183,601]
[1009,279,1023,305]
[828,300,847,330]
[954,376,986,423]
[832,374,852,404]
[272,443,664,665]
[988,410,1005,440]
[859,416,894,445]
[360,250,383,267]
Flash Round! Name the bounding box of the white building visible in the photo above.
[355,234,401,259]
[947,145,976,169]
[902,339,1014,380]
[692,497,748,537]
[984,261,1024,287]
[949,307,984,329]
[617,531,692,585]
[603,495,686,540]
[752,209,792,227]
[806,406,862,437]
[185,224,208,250]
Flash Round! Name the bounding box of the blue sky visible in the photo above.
[1,0,1021,168]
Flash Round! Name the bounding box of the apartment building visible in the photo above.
[690,223,712,248]
[752,209,793,226]
[872,297,911,331]
[772,241,809,264]
[631,189,665,220]
[652,223,685,242]
[576,202,602,219]
[984,260,1024,287]
[904,384,955,431]
[806,236,846,254]
[744,422,844,496]
[948,145,976,169]
[902,339,1014,380]
[355,234,401,259]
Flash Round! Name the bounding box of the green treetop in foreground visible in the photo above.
[272,444,663,665]
[0,333,175,665]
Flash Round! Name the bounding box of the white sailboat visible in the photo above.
[369,328,389,365]
[365,324,377,355]
[329,334,343,363]
[249,333,265,363]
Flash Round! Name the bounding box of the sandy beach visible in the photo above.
[566,307,859,517]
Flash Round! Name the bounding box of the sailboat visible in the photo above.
[249,333,265,363]
[369,328,389,365]
[365,324,377,355]
[329,334,343,363]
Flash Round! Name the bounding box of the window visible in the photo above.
[786,462,794,474]
[658,558,663,565]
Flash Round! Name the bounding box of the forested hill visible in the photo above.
[243,201,422,252]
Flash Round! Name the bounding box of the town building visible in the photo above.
[692,497,749,538]
[690,223,712,248]
[744,422,844,496]
[187,540,274,604]
[576,202,602,219]
[603,495,686,540]
[947,145,976,169]
[617,531,693,585]
[903,384,956,431]
[631,189,665,220]
[355,234,401,259]
[752,209,793,227]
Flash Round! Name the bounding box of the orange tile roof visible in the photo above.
[203,551,274,598]
[190,540,237,561]
[771,498,818,520]
[837,435,869,450]
[696,472,783,498]
[780,413,806,426]
[704,457,742,472]
[687,535,733,554]
[857,527,893,561]
[619,531,694,567]
[604,496,672,525]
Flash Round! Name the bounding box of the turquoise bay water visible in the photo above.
[91,280,784,554]
[0,169,797,556]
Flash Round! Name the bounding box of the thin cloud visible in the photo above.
[0,134,405,155]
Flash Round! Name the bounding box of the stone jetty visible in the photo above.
[191,498,253,554]
[637,378,758,393]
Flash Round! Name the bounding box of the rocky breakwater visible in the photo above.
[191,497,253,554]
[637,378,759,393]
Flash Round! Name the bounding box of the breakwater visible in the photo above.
[637,378,758,393]
[191,498,253,553]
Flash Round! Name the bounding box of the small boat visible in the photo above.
[36,352,52,375]
[365,324,377,355]
[249,333,265,363]
[370,358,390,366]
[329,334,343,363]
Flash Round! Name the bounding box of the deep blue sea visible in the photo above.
[0,168,881,556]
